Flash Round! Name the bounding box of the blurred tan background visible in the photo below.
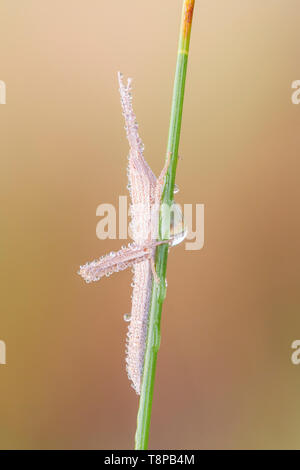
[1,0,300,449]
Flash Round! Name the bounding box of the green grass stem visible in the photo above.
[135,0,196,450]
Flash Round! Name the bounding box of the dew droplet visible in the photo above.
[170,203,187,246]
[173,184,179,194]
[123,313,131,322]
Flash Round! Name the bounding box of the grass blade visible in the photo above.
[135,0,196,450]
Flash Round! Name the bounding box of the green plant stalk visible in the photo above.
[135,0,195,450]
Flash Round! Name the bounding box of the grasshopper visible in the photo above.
[78,73,185,394]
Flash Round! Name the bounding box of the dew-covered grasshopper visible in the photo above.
[78,73,185,393]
